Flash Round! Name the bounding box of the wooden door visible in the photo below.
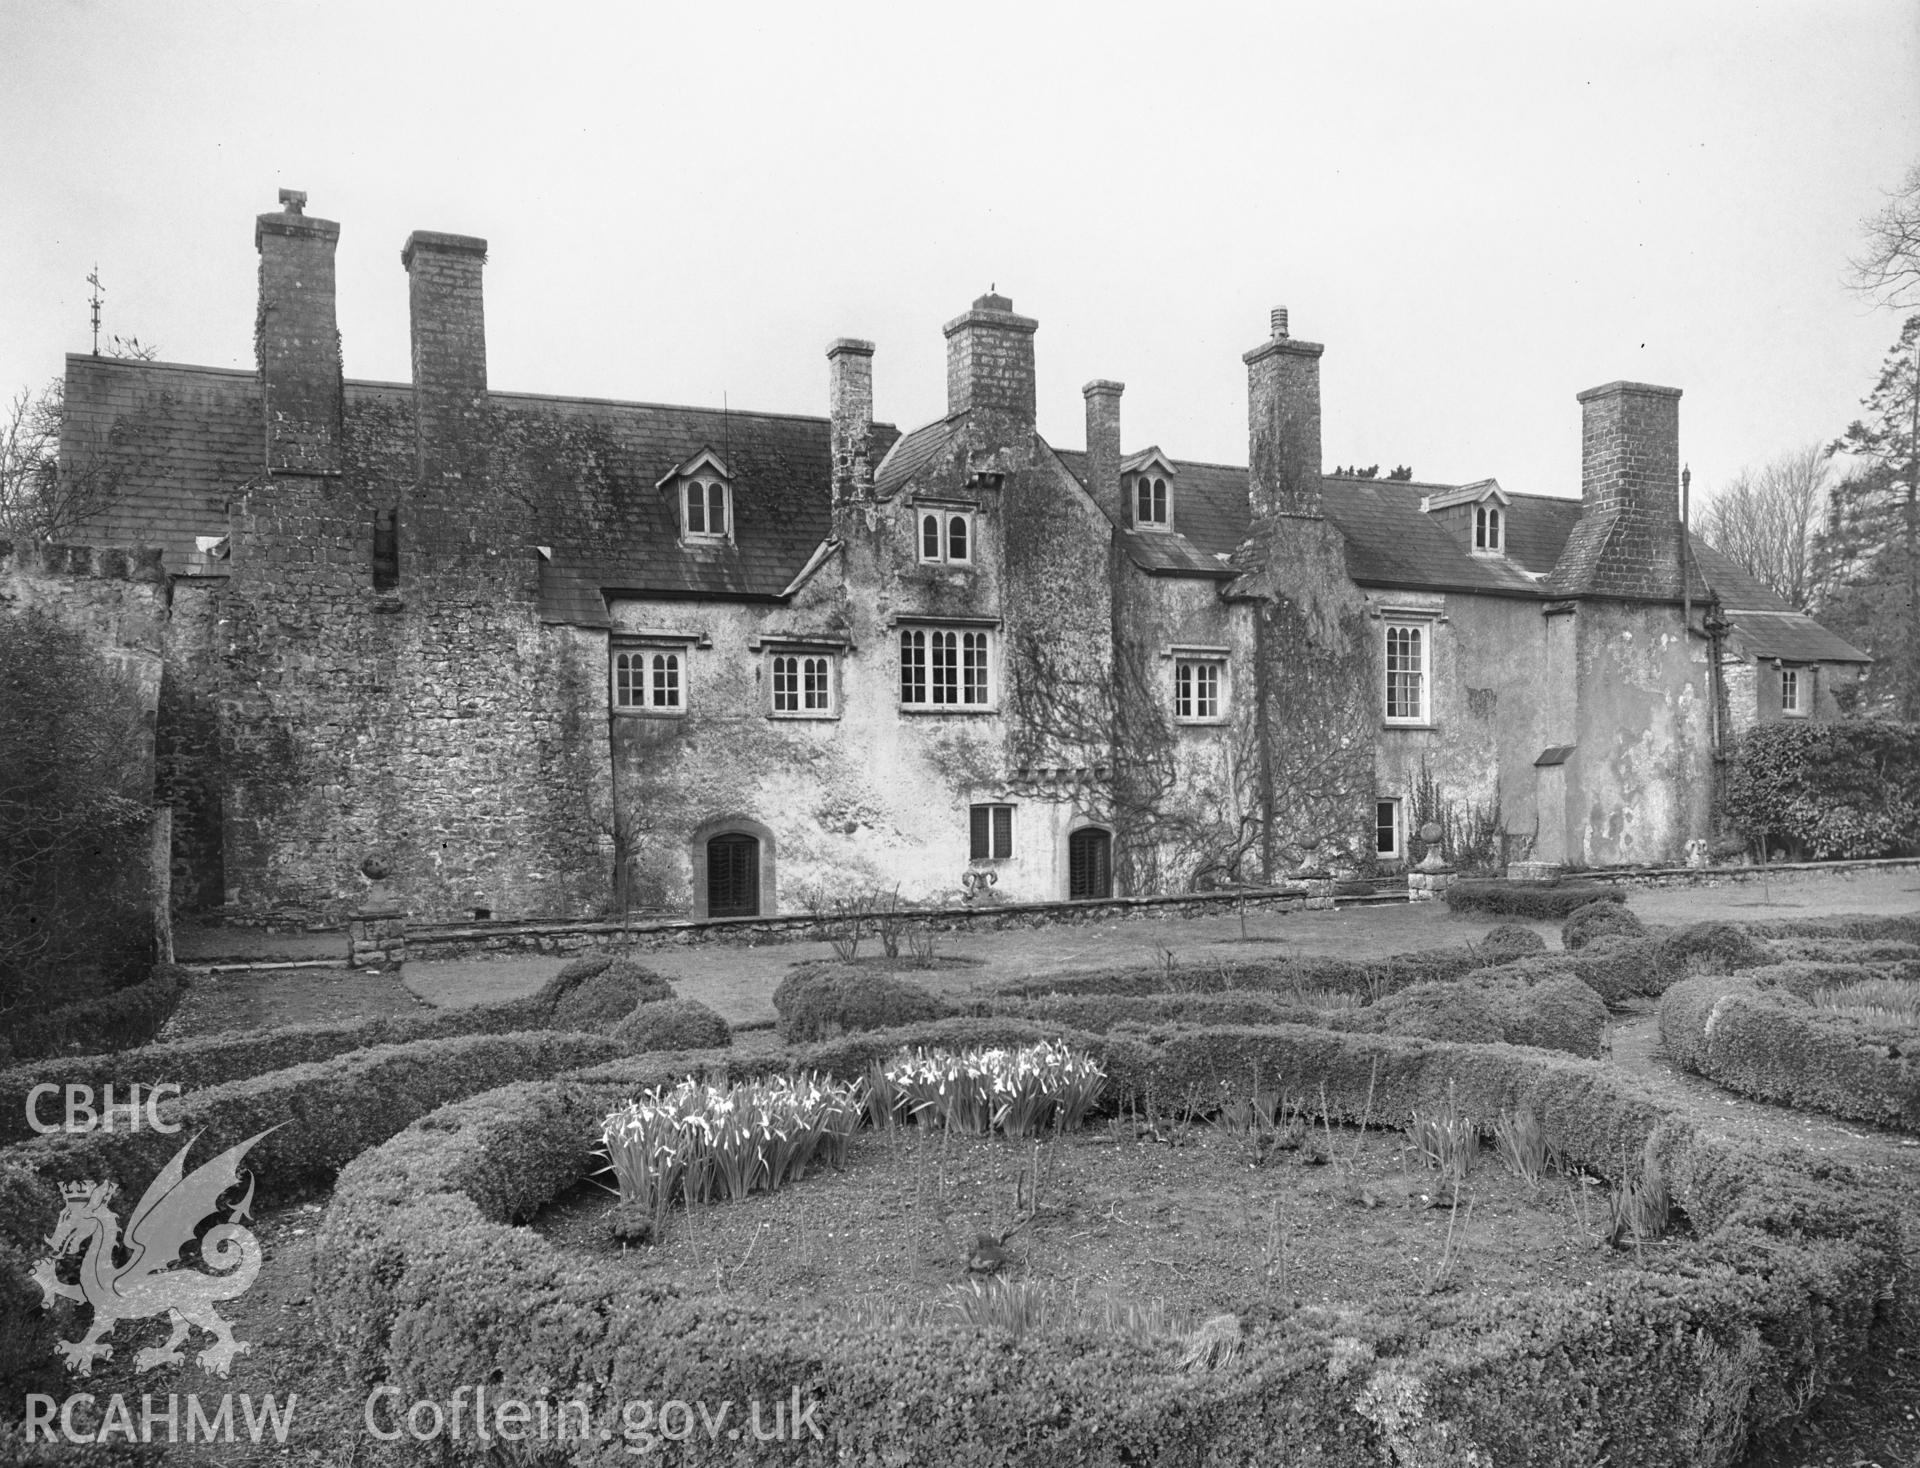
[706,834,760,917]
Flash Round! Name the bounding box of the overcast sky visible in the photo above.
[3,2,1916,505]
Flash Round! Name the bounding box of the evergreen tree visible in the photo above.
[1818,314,1920,719]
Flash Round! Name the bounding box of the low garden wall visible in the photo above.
[315,1017,1904,1467]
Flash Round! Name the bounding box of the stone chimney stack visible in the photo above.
[827,337,876,505]
[944,291,1038,423]
[254,189,343,475]
[402,230,489,490]
[1083,380,1124,524]
[1547,380,1687,599]
[1578,381,1682,523]
[1244,305,1325,520]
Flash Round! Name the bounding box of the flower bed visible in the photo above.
[316,1018,1901,1466]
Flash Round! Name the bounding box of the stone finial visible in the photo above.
[279,189,307,215]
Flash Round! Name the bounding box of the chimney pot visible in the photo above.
[1271,306,1289,340]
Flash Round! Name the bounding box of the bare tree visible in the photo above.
[1696,443,1831,611]
[1851,159,1920,310]
[0,378,119,543]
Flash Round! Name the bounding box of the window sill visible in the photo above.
[770,710,840,722]
[1382,719,1436,731]
[1174,716,1229,727]
[612,707,688,719]
[899,705,999,716]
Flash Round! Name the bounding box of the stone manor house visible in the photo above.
[15,192,1869,925]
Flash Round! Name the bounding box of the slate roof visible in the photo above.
[58,355,899,629]
[1687,542,1870,663]
[873,416,961,499]
[1051,448,1237,578]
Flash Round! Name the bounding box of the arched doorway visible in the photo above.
[705,833,761,918]
[1068,826,1113,901]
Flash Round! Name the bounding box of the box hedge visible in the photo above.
[771,963,951,1041]
[1340,959,1608,1057]
[1445,879,1627,919]
[993,948,1485,1003]
[987,990,1324,1034]
[1565,934,1684,1006]
[1742,913,1920,944]
[1764,937,1920,966]
[1475,923,1548,962]
[0,1028,622,1405]
[316,1016,1902,1467]
[0,964,189,1066]
[1658,974,1920,1131]
[608,997,731,1052]
[1562,900,1648,951]
[0,980,632,1146]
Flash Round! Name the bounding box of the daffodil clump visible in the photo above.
[598,1073,863,1211]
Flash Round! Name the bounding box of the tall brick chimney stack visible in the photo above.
[402,230,489,491]
[944,292,1038,423]
[1244,305,1325,520]
[1083,380,1124,523]
[827,338,876,506]
[255,189,343,475]
[1548,380,1686,599]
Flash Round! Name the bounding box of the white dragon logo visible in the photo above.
[29,1127,280,1378]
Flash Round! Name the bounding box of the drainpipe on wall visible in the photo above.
[1254,608,1276,882]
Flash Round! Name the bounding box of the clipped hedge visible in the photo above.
[1658,974,1920,1130]
[0,1028,622,1405]
[1743,913,1920,945]
[1567,935,1683,1006]
[1765,937,1920,966]
[1445,879,1627,919]
[0,964,189,1065]
[1658,922,1772,976]
[771,963,951,1042]
[609,997,731,1052]
[318,1016,1902,1467]
[537,955,676,1030]
[1562,900,1647,951]
[0,984,624,1146]
[993,948,1484,1002]
[1343,959,1608,1057]
[1476,924,1548,963]
[988,990,1323,1034]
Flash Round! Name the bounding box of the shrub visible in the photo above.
[1746,960,1891,1002]
[1568,935,1681,1006]
[1445,879,1627,919]
[610,997,731,1052]
[0,1028,622,1404]
[992,949,1482,1003]
[1657,922,1770,976]
[0,963,187,1065]
[1722,718,1920,860]
[1347,960,1606,1057]
[535,956,675,1031]
[1477,924,1547,962]
[1765,937,1920,965]
[1658,974,1920,1130]
[0,604,159,1021]
[1354,981,1504,1045]
[1743,914,1920,944]
[1562,900,1647,951]
[988,990,1320,1034]
[772,962,950,1042]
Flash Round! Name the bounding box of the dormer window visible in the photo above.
[685,476,729,540]
[658,448,734,547]
[1418,478,1509,558]
[1134,474,1168,526]
[916,506,973,565]
[1122,449,1177,532]
[1474,503,1503,553]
